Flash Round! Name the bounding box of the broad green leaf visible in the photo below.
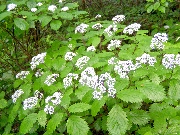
[107,104,128,135]
[8,101,21,123]
[65,3,79,8]
[92,36,101,47]
[168,80,180,100]
[0,5,6,12]
[45,113,63,134]
[158,6,165,13]
[37,110,47,127]
[68,103,91,113]
[147,5,154,13]
[38,15,52,27]
[50,20,62,30]
[27,1,36,9]
[0,12,12,21]
[153,2,160,10]
[117,88,144,103]
[91,96,107,116]
[137,30,149,35]
[127,110,150,126]
[136,80,165,101]
[14,18,29,30]
[75,86,92,100]
[0,91,5,99]
[20,113,38,134]
[61,92,71,109]
[67,115,89,135]
[0,99,7,108]
[3,123,12,135]
[58,12,73,20]
[161,0,166,3]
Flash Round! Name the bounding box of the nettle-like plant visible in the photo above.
[1,0,180,135]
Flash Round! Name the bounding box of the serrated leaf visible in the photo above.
[75,86,92,100]
[101,116,107,131]
[92,36,101,47]
[8,101,21,123]
[91,96,107,116]
[68,103,91,113]
[44,113,63,134]
[147,5,154,13]
[27,1,36,9]
[168,80,180,100]
[0,99,7,108]
[158,6,165,13]
[136,80,165,101]
[0,11,12,21]
[67,115,89,135]
[14,18,29,30]
[37,110,47,127]
[0,91,5,99]
[128,110,150,126]
[38,15,52,27]
[94,118,101,131]
[153,2,160,10]
[20,113,37,134]
[117,88,144,103]
[107,104,128,135]
[58,12,73,20]
[50,20,62,30]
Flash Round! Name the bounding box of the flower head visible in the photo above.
[44,105,54,115]
[95,14,101,19]
[48,5,57,12]
[162,54,175,69]
[23,97,38,110]
[63,73,78,89]
[12,89,24,103]
[16,71,30,80]
[31,8,37,12]
[7,3,17,11]
[61,6,69,11]
[30,52,46,70]
[87,46,96,52]
[34,90,43,99]
[75,23,89,34]
[65,52,76,61]
[44,74,59,86]
[112,15,125,23]
[123,23,141,34]
[75,56,90,70]
[37,2,43,6]
[104,24,118,37]
[107,40,121,51]
[92,23,103,30]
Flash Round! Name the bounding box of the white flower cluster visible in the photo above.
[108,57,118,65]
[44,74,59,86]
[61,6,69,11]
[112,15,125,23]
[63,73,78,89]
[107,40,121,51]
[31,8,37,12]
[95,14,101,19]
[44,92,63,114]
[35,69,44,77]
[87,46,96,52]
[16,71,30,80]
[30,52,46,70]
[75,56,90,70]
[162,54,180,69]
[37,2,43,6]
[48,5,57,12]
[75,23,89,34]
[34,90,43,99]
[23,97,38,110]
[59,0,65,3]
[65,52,76,61]
[104,24,118,37]
[92,23,103,30]
[12,89,24,103]
[7,3,17,11]
[79,67,116,100]
[123,23,141,34]
[150,33,168,50]
[136,53,157,67]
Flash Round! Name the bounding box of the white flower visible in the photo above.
[35,69,44,77]
[12,89,24,103]
[44,74,59,86]
[95,14,101,19]
[175,54,180,66]
[123,23,141,34]
[30,52,46,70]
[34,90,43,99]
[75,56,90,70]
[162,54,175,69]
[59,0,65,3]
[108,57,118,65]
[37,2,43,6]
[64,52,76,61]
[7,3,17,11]
[150,33,168,50]
[16,71,30,80]
[23,97,38,110]
[48,5,57,12]
[31,8,37,12]
[164,25,169,29]
[44,105,54,115]
[107,40,121,51]
[87,46,96,52]
[75,23,89,34]
[92,23,103,30]
[61,6,69,11]
[104,24,118,37]
[112,15,125,23]
[63,73,78,89]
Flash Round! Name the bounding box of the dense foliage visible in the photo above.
[0,0,180,135]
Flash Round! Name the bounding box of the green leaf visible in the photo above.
[117,88,144,103]
[0,5,6,12]
[75,86,92,100]
[38,15,52,27]
[14,18,29,30]
[107,104,128,135]
[147,5,154,13]
[0,12,12,21]
[92,36,101,47]
[45,113,63,134]
[168,80,180,100]
[27,1,36,9]
[68,103,91,113]
[161,0,166,3]
[20,113,38,134]
[37,110,47,127]
[67,115,89,135]
[50,20,62,30]
[91,96,107,116]
[158,6,165,13]
[128,110,150,126]
[58,12,73,20]
[0,99,7,108]
[8,101,21,123]
[136,80,165,101]
[153,2,160,10]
